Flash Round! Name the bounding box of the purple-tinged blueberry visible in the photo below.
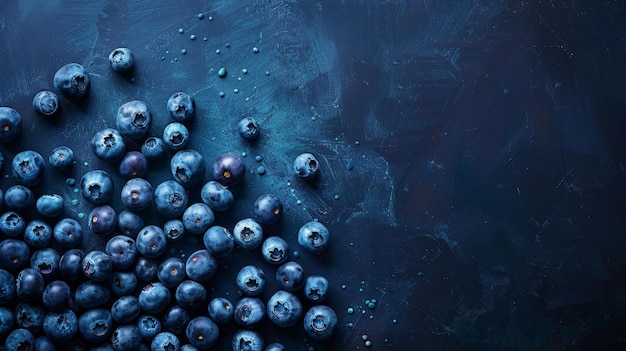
[185,249,217,282]
[182,203,214,235]
[15,268,43,302]
[186,316,219,349]
[207,297,233,324]
[139,282,170,314]
[275,261,305,292]
[105,235,137,270]
[119,151,148,179]
[0,239,30,272]
[0,107,22,143]
[117,210,144,237]
[136,225,167,258]
[157,257,185,288]
[42,280,71,312]
[120,178,153,211]
[212,152,246,186]
[75,281,111,309]
[4,185,34,211]
[253,194,283,225]
[53,218,82,248]
[89,205,118,236]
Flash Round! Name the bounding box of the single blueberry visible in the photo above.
[170,149,205,188]
[105,235,137,269]
[78,308,114,343]
[111,324,142,351]
[42,280,71,312]
[154,180,189,218]
[81,170,114,205]
[0,107,22,143]
[185,249,217,282]
[0,211,25,237]
[119,151,148,179]
[261,236,290,265]
[82,250,113,282]
[236,265,265,296]
[304,275,329,302]
[233,297,265,328]
[12,150,45,186]
[136,225,167,258]
[121,178,154,211]
[136,314,161,341]
[5,328,35,351]
[58,249,85,281]
[53,218,83,248]
[163,219,185,241]
[108,271,137,296]
[185,316,219,349]
[117,100,152,140]
[109,47,135,74]
[182,203,214,235]
[34,336,57,351]
[0,269,16,304]
[265,343,286,351]
[23,220,53,249]
[14,302,46,333]
[141,136,166,160]
[75,281,111,309]
[0,306,15,335]
[253,194,283,225]
[36,194,64,217]
[53,63,90,98]
[48,146,75,170]
[91,128,126,162]
[303,306,338,341]
[32,90,60,117]
[212,152,246,186]
[207,297,233,324]
[162,304,189,335]
[293,153,319,180]
[167,92,195,122]
[163,122,190,151]
[200,181,234,212]
[237,117,260,141]
[15,268,44,302]
[117,210,144,237]
[4,185,35,211]
[0,239,30,272]
[275,261,305,292]
[134,256,158,282]
[89,205,118,236]
[266,290,303,327]
[175,280,206,309]
[233,218,263,250]
[111,295,141,324]
[138,282,170,314]
[232,329,264,351]
[43,309,78,342]
[29,247,60,279]
[202,225,234,258]
[157,257,185,288]
[151,332,180,351]
[298,221,330,254]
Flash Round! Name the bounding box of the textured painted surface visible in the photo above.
[1,0,626,349]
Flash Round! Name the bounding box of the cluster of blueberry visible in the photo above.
[0,47,337,351]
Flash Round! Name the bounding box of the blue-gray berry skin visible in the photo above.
[109,47,135,74]
[298,221,330,254]
[91,128,126,162]
[167,91,195,122]
[116,100,151,140]
[53,63,90,98]
[171,149,205,188]
[237,117,260,140]
[200,181,234,212]
[0,107,21,143]
[32,90,60,117]
[303,305,338,341]
[12,150,45,186]
[266,290,302,327]
[293,152,319,180]
[254,194,283,225]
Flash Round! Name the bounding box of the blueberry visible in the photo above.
[151,332,180,351]
[119,151,148,179]
[36,194,64,217]
[23,220,53,249]
[233,297,265,328]
[53,218,83,248]
[297,221,330,254]
[14,302,46,332]
[49,146,75,170]
[202,225,234,258]
[34,336,57,351]
[5,328,35,351]
[16,268,44,302]
[236,265,265,296]
[12,150,45,186]
[121,178,154,211]
[261,236,290,265]
[293,153,319,180]
[0,269,16,304]
[185,250,217,282]
[105,235,137,269]
[182,203,214,235]
[167,92,195,122]
[42,280,71,312]
[4,185,34,211]
[265,343,286,351]
[58,249,85,281]
[43,309,78,342]
[90,205,118,236]
[91,128,127,162]
[163,219,185,241]
[75,281,111,309]
[137,315,161,341]
[154,180,189,218]
[109,271,137,296]
[82,250,113,282]
[29,248,60,279]
[78,308,114,343]
[186,316,219,349]
[302,305,338,341]
[136,225,167,258]
[266,290,302,327]
[157,257,185,288]
[0,211,25,237]
[207,297,233,324]
[181,344,199,351]
[111,295,141,324]
[175,280,206,309]
[118,210,145,237]
[304,275,329,302]
[163,122,190,151]
[200,181,234,212]
[233,218,263,250]
[232,330,264,351]
[81,170,115,205]
[139,282,170,314]
[111,324,142,351]
[253,194,283,225]
[141,136,166,160]
[134,256,158,282]
[53,63,90,98]
[0,239,30,272]
[0,107,21,143]
[109,47,136,74]
[237,117,260,141]
[275,261,305,292]
[117,100,152,140]
[170,149,205,188]
[32,90,60,117]
[161,304,189,335]
[212,152,246,186]
[0,306,15,336]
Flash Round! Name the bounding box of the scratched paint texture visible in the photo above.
[1,0,626,349]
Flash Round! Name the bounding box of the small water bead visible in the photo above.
[190,35,196,40]
[178,28,184,34]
